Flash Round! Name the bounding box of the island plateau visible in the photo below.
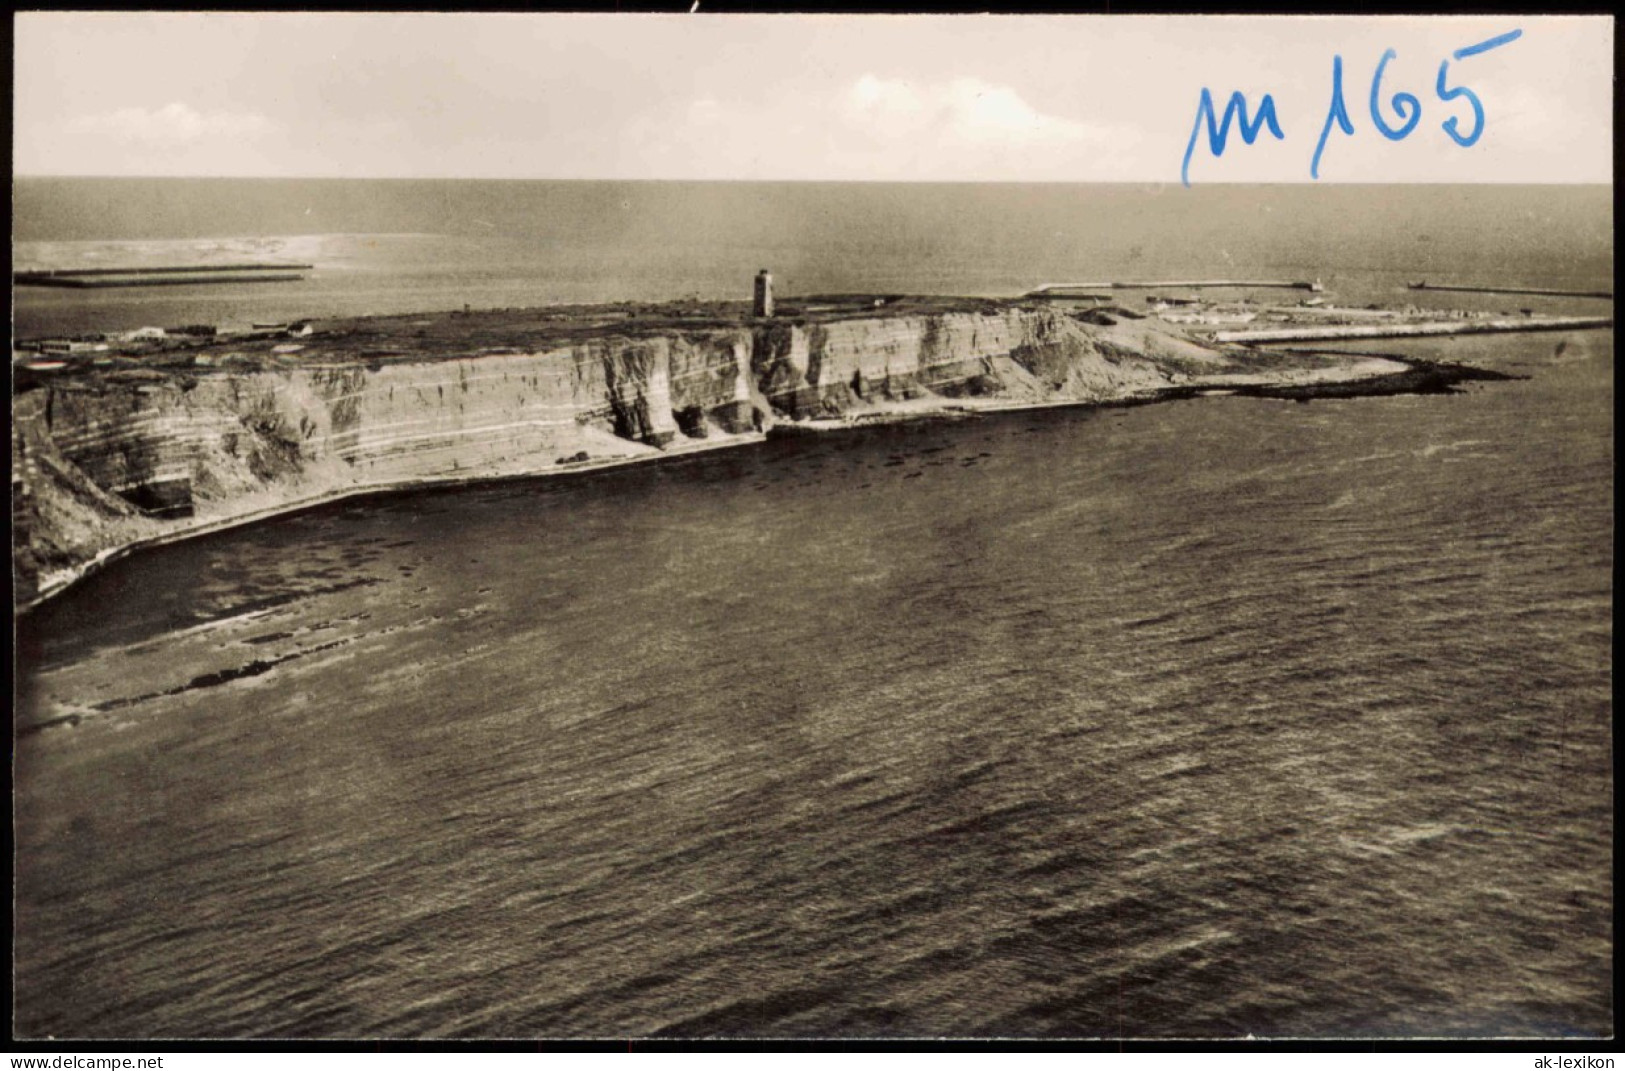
[12,291,1551,607]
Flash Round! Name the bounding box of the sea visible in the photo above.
[10,180,1614,1039]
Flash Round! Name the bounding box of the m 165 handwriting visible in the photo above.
[1181,28,1522,186]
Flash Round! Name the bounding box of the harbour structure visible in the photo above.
[1027,279,1324,296]
[1406,281,1614,300]
[1213,315,1613,344]
[14,263,313,289]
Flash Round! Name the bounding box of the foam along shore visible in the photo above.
[9,294,1515,610]
[16,426,767,614]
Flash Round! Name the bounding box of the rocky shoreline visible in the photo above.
[8,294,1541,610]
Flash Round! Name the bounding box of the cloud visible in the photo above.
[618,75,1135,181]
[841,74,1112,152]
[67,102,272,147]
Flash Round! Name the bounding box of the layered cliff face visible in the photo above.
[750,308,1215,418]
[13,307,1205,604]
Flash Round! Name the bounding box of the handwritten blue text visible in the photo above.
[1182,29,1522,186]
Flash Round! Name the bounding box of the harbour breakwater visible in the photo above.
[10,300,1443,608]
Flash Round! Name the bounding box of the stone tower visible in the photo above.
[753,269,774,318]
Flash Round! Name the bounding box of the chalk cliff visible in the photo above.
[9,305,1268,605]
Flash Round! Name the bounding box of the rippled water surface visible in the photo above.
[14,323,1612,1038]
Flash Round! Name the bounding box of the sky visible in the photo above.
[12,13,1614,183]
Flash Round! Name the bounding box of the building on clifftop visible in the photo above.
[754,269,774,318]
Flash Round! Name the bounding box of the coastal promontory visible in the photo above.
[11,293,1510,606]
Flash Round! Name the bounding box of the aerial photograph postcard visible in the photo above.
[11,11,1614,1042]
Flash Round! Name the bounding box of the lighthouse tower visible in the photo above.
[753,269,774,318]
